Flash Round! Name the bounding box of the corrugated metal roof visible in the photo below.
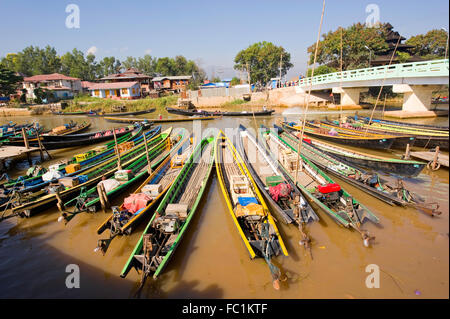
[152,75,192,82]
[88,81,139,90]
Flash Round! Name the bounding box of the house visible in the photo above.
[371,23,423,66]
[81,81,96,93]
[22,73,82,100]
[99,68,151,96]
[152,75,192,93]
[89,81,141,99]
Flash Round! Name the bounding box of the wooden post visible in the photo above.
[113,128,122,170]
[22,127,29,149]
[432,146,440,170]
[403,143,410,160]
[143,132,152,174]
[36,131,45,161]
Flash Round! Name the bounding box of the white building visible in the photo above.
[89,81,141,99]
[23,73,82,99]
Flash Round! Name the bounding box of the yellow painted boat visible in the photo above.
[215,130,288,290]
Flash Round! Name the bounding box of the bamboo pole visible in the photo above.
[294,0,326,185]
[113,128,122,170]
[403,143,410,160]
[143,132,152,174]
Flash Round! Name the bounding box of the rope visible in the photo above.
[294,0,326,185]
[364,35,402,136]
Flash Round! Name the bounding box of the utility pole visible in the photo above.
[279,53,283,88]
[246,62,250,85]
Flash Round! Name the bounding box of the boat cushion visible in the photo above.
[318,183,341,194]
[65,163,81,174]
[123,193,151,214]
[266,175,284,187]
[98,179,121,193]
[237,196,258,206]
[165,203,189,219]
[234,203,264,218]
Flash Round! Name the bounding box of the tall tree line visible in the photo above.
[0,46,206,82]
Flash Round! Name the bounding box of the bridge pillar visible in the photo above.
[332,87,368,106]
[393,84,441,112]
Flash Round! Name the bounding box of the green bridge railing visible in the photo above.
[298,59,449,88]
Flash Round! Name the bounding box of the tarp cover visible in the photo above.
[123,193,151,214]
[269,183,292,202]
[42,170,64,182]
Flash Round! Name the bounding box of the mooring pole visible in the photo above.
[432,146,440,170]
[21,127,29,149]
[403,143,410,160]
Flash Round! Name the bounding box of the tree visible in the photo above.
[307,23,389,71]
[230,77,241,86]
[234,41,293,84]
[0,65,23,96]
[98,57,121,78]
[307,65,337,77]
[406,29,448,60]
[60,49,98,80]
[136,55,156,76]
[155,57,176,76]
[122,56,138,69]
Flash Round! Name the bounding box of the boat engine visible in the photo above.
[154,215,179,234]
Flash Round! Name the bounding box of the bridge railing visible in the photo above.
[298,59,449,88]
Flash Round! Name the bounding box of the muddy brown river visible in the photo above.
[0,106,448,298]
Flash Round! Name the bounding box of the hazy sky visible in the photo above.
[1,0,448,79]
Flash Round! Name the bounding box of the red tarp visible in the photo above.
[123,193,151,214]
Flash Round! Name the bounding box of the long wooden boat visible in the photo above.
[59,127,180,224]
[166,106,275,117]
[3,122,92,146]
[3,124,142,151]
[104,115,219,124]
[0,125,147,195]
[307,120,416,150]
[282,122,395,150]
[87,108,156,117]
[259,126,380,247]
[215,130,288,290]
[237,124,319,253]
[353,114,449,131]
[274,125,440,215]
[95,129,191,254]
[341,118,449,151]
[120,133,216,285]
[297,134,426,177]
[1,127,168,221]
[52,111,90,115]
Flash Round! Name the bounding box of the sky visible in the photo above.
[0,0,448,79]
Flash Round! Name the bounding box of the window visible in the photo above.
[94,90,99,96]
[132,88,136,94]
[122,88,128,95]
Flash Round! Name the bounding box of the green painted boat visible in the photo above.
[120,133,216,285]
[296,133,426,177]
[94,128,191,255]
[1,128,167,221]
[59,127,177,224]
[273,125,440,216]
[1,125,144,191]
[259,126,380,247]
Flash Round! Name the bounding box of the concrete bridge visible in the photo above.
[296,59,449,113]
